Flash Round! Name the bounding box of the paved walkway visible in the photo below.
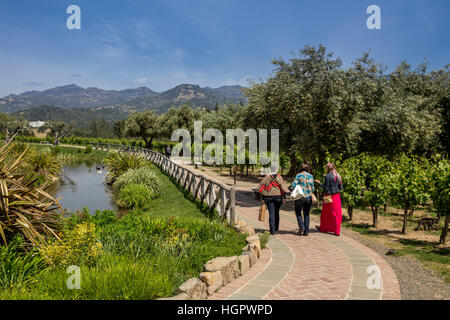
[192,167,402,300]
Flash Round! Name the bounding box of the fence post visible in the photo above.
[230,186,235,225]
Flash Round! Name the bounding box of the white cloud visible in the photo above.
[133,78,148,84]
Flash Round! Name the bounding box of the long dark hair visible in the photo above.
[300,163,311,173]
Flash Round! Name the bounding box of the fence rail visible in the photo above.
[91,142,236,224]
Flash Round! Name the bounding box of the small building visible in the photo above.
[29,120,45,128]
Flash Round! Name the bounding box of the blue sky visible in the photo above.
[0,0,448,96]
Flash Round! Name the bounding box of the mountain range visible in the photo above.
[0,84,246,115]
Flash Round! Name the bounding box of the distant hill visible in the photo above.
[14,105,129,126]
[0,83,246,114]
[0,84,158,113]
[102,84,246,114]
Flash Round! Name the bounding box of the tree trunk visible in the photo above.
[348,206,353,221]
[371,206,378,228]
[287,154,297,177]
[145,137,153,150]
[384,203,387,213]
[402,194,408,234]
[409,208,415,217]
[439,214,449,245]
[53,132,60,146]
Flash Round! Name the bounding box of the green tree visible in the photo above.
[242,45,366,175]
[430,157,450,244]
[158,104,201,138]
[389,155,429,234]
[124,110,160,149]
[359,61,444,155]
[340,157,365,221]
[0,113,26,143]
[358,154,390,228]
[44,121,74,146]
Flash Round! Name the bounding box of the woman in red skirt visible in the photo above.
[315,163,343,236]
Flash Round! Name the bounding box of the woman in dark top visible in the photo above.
[314,162,343,236]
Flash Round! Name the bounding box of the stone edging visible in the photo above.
[159,219,261,300]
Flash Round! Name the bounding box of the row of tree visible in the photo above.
[339,153,449,243]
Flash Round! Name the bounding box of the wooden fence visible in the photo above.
[91,142,236,224]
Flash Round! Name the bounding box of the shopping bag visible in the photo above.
[291,185,305,200]
[259,203,266,221]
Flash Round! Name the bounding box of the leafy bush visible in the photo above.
[51,146,62,154]
[103,152,149,183]
[0,237,47,290]
[99,214,246,262]
[40,223,103,267]
[27,150,62,177]
[113,167,162,198]
[84,146,92,154]
[116,184,153,209]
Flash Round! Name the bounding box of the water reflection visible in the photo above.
[56,161,115,213]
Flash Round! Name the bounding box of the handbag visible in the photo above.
[306,175,317,204]
[311,192,317,204]
[291,185,305,200]
[258,203,266,221]
[323,195,333,204]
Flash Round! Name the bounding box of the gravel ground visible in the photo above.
[343,229,450,300]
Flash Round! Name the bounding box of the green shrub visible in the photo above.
[103,152,149,183]
[258,232,270,249]
[113,167,162,198]
[116,184,153,209]
[84,146,92,154]
[40,223,103,267]
[19,254,181,300]
[99,214,246,262]
[0,237,47,290]
[51,146,62,154]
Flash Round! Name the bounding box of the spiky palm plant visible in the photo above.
[103,152,149,183]
[0,143,62,247]
[27,151,62,178]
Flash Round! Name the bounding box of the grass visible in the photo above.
[258,232,270,249]
[34,144,106,164]
[342,214,450,283]
[131,165,212,218]
[393,239,450,283]
[0,153,247,299]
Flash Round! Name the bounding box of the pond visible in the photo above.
[56,161,116,213]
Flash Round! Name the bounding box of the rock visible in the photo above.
[247,248,258,266]
[246,235,261,256]
[158,293,189,300]
[178,278,207,300]
[238,254,250,275]
[204,256,240,286]
[238,225,255,236]
[233,220,247,232]
[200,271,223,295]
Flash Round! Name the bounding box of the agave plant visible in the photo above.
[0,143,62,247]
[103,152,149,183]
